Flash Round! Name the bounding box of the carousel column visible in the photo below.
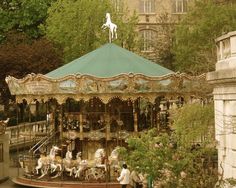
[59,105,63,141]
[150,103,154,128]
[79,113,83,140]
[156,112,160,131]
[16,102,19,177]
[104,103,110,183]
[105,114,111,140]
[133,103,138,132]
[156,102,161,131]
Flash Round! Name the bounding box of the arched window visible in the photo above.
[140,30,156,52]
[139,0,155,14]
[172,0,188,13]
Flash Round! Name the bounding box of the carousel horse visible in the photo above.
[49,146,62,173]
[61,151,88,178]
[109,147,121,176]
[35,146,61,178]
[109,146,120,167]
[102,13,117,40]
[63,150,76,177]
[94,148,107,171]
[0,118,9,134]
[85,148,107,181]
[74,159,88,179]
[74,151,85,178]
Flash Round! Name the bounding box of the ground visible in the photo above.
[0,168,25,188]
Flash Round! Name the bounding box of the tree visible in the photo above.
[45,0,139,63]
[0,0,54,40]
[0,32,63,105]
[152,13,176,70]
[172,103,215,147]
[173,1,236,74]
[119,104,217,187]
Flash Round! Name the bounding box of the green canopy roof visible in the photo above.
[46,43,173,78]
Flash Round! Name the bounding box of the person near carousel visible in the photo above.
[130,167,143,188]
[117,163,130,188]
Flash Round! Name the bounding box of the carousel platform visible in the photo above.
[12,177,121,188]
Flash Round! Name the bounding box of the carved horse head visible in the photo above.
[0,118,9,134]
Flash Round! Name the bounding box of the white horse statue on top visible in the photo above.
[102,13,117,41]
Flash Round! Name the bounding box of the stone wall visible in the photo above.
[0,134,9,182]
[207,31,236,186]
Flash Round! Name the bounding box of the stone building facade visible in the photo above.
[113,0,190,57]
[207,31,236,186]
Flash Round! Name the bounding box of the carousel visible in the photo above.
[5,17,211,188]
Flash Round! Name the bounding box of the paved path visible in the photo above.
[0,168,26,188]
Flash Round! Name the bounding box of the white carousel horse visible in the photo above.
[74,151,83,177]
[74,159,88,178]
[63,150,76,176]
[0,118,9,124]
[109,146,120,167]
[102,13,117,40]
[94,148,107,171]
[76,151,82,163]
[60,151,88,179]
[109,147,121,176]
[85,148,107,181]
[49,146,62,173]
[0,118,9,134]
[35,146,61,178]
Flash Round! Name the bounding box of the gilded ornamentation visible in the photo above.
[6,73,211,104]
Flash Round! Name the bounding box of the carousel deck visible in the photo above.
[12,177,121,188]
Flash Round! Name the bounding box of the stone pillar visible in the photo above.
[0,134,9,182]
[207,31,236,185]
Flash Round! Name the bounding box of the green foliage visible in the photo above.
[119,104,217,187]
[45,0,139,63]
[0,31,63,104]
[152,13,175,70]
[172,103,215,147]
[113,10,140,51]
[173,1,236,74]
[0,0,54,39]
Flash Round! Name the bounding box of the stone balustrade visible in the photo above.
[5,121,48,150]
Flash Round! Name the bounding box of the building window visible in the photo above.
[141,30,156,51]
[0,143,3,162]
[139,0,155,14]
[112,0,123,12]
[172,0,188,13]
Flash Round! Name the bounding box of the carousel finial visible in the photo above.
[102,13,118,43]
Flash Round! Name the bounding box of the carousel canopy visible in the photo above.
[46,43,173,78]
[5,43,211,104]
